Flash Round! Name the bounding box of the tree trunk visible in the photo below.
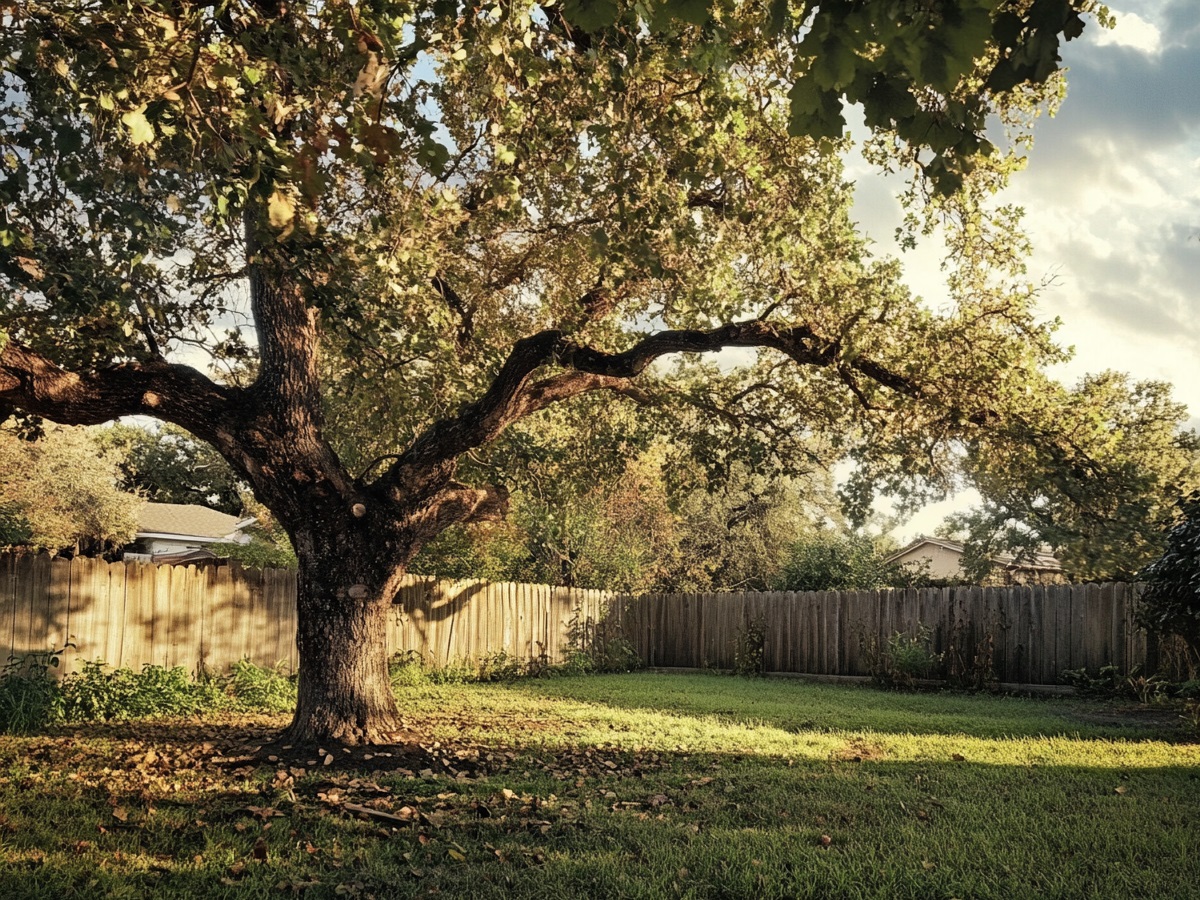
[280,540,407,746]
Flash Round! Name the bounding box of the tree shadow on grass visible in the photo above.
[1,720,1199,900]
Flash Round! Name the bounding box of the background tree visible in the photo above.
[0,0,1104,743]
[97,423,247,516]
[0,425,138,554]
[774,529,908,591]
[667,465,837,591]
[946,372,1200,582]
[1136,490,1200,673]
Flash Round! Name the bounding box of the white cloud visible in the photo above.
[847,2,1200,537]
[1094,10,1163,54]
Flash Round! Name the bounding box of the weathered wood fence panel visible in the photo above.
[617,582,1161,684]
[0,553,1171,684]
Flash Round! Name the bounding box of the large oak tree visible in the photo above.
[0,0,1105,743]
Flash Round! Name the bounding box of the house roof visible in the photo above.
[136,502,254,541]
[887,536,1062,572]
[148,548,220,566]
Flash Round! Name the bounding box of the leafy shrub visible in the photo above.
[862,625,943,689]
[474,650,521,682]
[561,637,640,676]
[944,621,997,691]
[1176,679,1200,700]
[561,609,641,675]
[1061,665,1169,704]
[226,659,296,712]
[0,653,304,733]
[389,650,430,688]
[57,661,219,721]
[731,618,766,677]
[1183,698,1200,734]
[388,651,498,685]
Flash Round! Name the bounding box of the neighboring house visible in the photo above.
[886,536,1064,585]
[122,502,256,565]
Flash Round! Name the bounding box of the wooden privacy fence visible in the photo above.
[0,554,299,676]
[0,553,611,677]
[0,552,1166,685]
[618,583,1161,686]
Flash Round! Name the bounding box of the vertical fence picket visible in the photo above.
[1108,582,1126,675]
[1053,584,1072,678]
[105,560,129,669]
[1098,583,1116,675]
[1030,584,1050,685]
[10,554,36,660]
[1077,583,1094,673]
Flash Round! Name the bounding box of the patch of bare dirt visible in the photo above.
[834,738,888,762]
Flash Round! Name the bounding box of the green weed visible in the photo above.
[0,648,67,734]
[224,659,296,713]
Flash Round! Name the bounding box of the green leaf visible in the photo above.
[787,78,845,140]
[418,138,451,176]
[120,108,155,146]
[664,0,711,27]
[811,41,853,90]
[863,77,917,128]
[561,0,620,33]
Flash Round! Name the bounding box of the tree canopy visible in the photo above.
[1137,490,1200,669]
[0,425,139,553]
[0,0,1110,743]
[97,423,247,516]
[946,372,1200,582]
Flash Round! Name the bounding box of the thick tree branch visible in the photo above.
[0,340,237,436]
[243,207,323,425]
[379,318,921,502]
[404,482,510,543]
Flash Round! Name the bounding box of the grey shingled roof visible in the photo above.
[887,536,1062,572]
[136,502,250,540]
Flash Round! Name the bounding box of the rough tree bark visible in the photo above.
[284,526,407,745]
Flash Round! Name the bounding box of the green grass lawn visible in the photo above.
[1,673,1197,899]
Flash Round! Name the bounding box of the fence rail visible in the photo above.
[0,553,1165,685]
